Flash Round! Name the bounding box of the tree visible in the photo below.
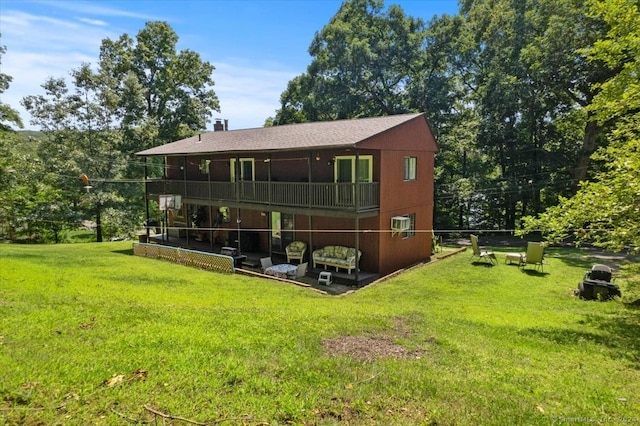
[21,73,124,242]
[18,21,220,241]
[517,0,615,184]
[0,36,24,131]
[0,37,27,240]
[97,21,220,154]
[518,0,640,252]
[273,0,426,124]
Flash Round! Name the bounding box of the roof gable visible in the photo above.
[136,113,431,156]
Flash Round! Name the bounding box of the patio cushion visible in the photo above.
[287,241,306,254]
[312,246,362,273]
[334,246,349,259]
[322,246,335,258]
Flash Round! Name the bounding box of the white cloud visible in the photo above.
[77,17,109,27]
[1,9,119,128]
[1,5,297,132]
[29,0,161,20]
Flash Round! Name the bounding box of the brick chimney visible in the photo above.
[214,119,228,131]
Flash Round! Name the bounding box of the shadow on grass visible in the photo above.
[111,248,134,256]
[524,317,640,368]
[554,252,601,270]
[520,269,549,277]
[470,261,496,268]
[625,300,640,309]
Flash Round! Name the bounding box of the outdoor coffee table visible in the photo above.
[264,264,297,279]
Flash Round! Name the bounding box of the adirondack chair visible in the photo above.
[470,235,496,265]
[519,242,546,271]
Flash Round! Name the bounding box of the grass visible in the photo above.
[1,242,639,425]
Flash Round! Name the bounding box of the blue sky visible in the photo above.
[1,0,460,131]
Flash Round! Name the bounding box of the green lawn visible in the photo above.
[1,242,639,425]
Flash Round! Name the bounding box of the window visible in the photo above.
[271,211,295,252]
[403,213,416,238]
[334,155,373,183]
[218,207,230,223]
[199,159,210,175]
[404,156,417,181]
[230,158,255,181]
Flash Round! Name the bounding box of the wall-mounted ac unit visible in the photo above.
[391,216,410,236]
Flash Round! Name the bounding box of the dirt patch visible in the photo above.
[322,335,425,362]
[323,314,430,361]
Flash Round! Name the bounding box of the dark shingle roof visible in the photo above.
[136,113,425,156]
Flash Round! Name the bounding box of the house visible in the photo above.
[135,112,438,279]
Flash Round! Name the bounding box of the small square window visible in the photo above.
[404,157,417,181]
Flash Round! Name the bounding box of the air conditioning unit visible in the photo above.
[391,216,410,236]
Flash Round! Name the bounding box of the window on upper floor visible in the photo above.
[230,158,255,181]
[334,155,373,183]
[404,156,417,181]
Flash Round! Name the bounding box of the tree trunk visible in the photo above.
[573,117,600,184]
[96,203,103,243]
[458,149,467,229]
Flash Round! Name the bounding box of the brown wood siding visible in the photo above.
[308,215,380,273]
[376,145,435,276]
[166,157,182,179]
[358,115,438,152]
[376,206,433,276]
[153,114,437,277]
[225,208,269,252]
[168,150,380,184]
[358,115,436,275]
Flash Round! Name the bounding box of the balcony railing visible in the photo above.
[146,179,379,211]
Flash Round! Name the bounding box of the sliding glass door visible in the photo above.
[271,211,295,253]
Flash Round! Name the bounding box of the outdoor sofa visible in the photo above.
[312,245,361,274]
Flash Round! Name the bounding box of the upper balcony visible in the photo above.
[146,179,380,212]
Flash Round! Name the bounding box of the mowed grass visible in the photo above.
[1,242,639,425]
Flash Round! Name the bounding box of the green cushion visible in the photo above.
[334,246,348,259]
[323,246,335,258]
[287,241,306,253]
[313,246,361,264]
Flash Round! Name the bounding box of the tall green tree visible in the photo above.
[21,70,126,243]
[448,0,614,230]
[97,21,220,154]
[519,0,640,252]
[519,0,615,185]
[0,38,23,131]
[18,21,220,241]
[0,37,27,240]
[273,0,426,123]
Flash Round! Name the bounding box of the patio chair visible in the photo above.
[519,242,546,271]
[470,235,497,265]
[260,257,273,272]
[285,241,307,263]
[296,262,308,279]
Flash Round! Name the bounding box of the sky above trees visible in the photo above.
[0,0,458,131]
